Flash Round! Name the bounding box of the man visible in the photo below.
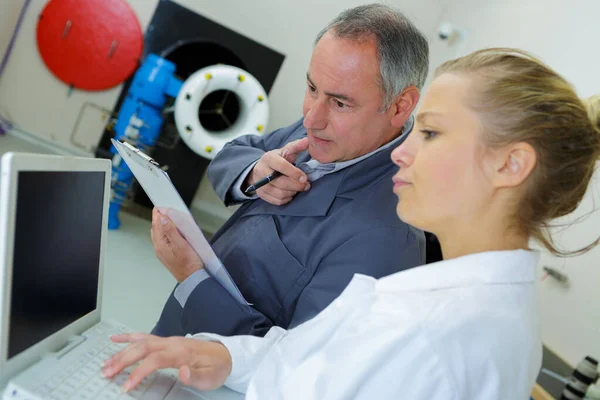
[151,4,429,337]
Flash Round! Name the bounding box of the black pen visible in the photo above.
[244,171,282,194]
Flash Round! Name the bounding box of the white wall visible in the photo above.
[175,0,447,218]
[0,0,445,220]
[428,0,600,367]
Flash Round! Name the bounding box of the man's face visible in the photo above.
[302,31,399,163]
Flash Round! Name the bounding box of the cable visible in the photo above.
[541,368,569,384]
[0,0,31,81]
[0,0,31,135]
[0,113,12,135]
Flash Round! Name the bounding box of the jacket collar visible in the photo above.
[241,141,400,218]
[241,162,346,218]
[336,142,398,200]
[242,119,411,218]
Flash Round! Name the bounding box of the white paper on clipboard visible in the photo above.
[110,139,249,305]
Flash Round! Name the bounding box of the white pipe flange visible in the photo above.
[174,64,269,160]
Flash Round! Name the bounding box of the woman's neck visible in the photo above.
[436,223,529,260]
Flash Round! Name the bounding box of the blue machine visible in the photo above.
[108,53,183,229]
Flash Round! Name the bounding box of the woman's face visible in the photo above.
[391,73,495,235]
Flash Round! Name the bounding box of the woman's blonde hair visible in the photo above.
[436,48,600,256]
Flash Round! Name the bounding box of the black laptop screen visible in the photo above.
[8,171,105,359]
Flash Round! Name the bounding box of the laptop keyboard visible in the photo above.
[28,321,180,400]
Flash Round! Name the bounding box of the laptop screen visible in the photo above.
[8,171,105,359]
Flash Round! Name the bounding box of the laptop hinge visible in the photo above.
[54,335,86,359]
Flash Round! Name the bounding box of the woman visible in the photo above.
[103,48,600,399]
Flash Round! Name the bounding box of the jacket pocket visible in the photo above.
[215,215,307,321]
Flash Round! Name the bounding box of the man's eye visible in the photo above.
[335,101,346,108]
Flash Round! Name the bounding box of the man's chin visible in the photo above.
[308,145,337,164]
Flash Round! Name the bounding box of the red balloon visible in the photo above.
[36,0,144,91]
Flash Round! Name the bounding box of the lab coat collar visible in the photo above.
[376,250,539,293]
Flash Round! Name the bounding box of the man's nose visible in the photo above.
[304,100,328,130]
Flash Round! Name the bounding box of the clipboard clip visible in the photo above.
[119,140,160,167]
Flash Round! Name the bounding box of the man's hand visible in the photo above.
[151,208,204,282]
[245,137,311,206]
[103,333,232,392]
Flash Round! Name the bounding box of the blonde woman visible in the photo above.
[103,48,600,399]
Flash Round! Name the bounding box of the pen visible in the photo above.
[244,171,282,194]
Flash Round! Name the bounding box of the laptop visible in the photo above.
[0,152,241,400]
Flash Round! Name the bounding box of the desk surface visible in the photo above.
[101,212,243,399]
[101,212,175,333]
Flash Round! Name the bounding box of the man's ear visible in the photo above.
[492,142,537,188]
[390,86,420,128]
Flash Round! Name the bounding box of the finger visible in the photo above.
[151,222,169,258]
[151,219,171,261]
[156,215,177,244]
[156,207,168,215]
[110,333,150,344]
[280,137,309,162]
[258,191,287,206]
[151,209,159,237]
[258,191,294,206]
[178,365,193,386]
[103,339,156,378]
[158,216,191,252]
[105,333,151,369]
[258,184,298,199]
[153,212,171,247]
[178,365,220,392]
[152,207,161,229]
[178,342,232,391]
[265,153,307,183]
[123,351,180,392]
[269,176,311,192]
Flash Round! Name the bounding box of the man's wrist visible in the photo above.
[241,168,256,192]
[176,264,203,283]
[231,160,260,201]
[174,269,211,307]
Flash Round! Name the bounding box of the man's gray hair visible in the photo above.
[315,4,429,111]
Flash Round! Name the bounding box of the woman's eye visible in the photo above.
[421,130,438,140]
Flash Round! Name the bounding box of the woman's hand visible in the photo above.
[102,333,232,392]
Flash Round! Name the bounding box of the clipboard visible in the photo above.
[110,139,249,305]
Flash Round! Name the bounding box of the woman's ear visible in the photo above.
[492,142,537,188]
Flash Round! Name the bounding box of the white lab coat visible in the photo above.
[193,250,542,399]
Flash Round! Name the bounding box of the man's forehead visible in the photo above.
[310,34,380,79]
[306,63,381,102]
